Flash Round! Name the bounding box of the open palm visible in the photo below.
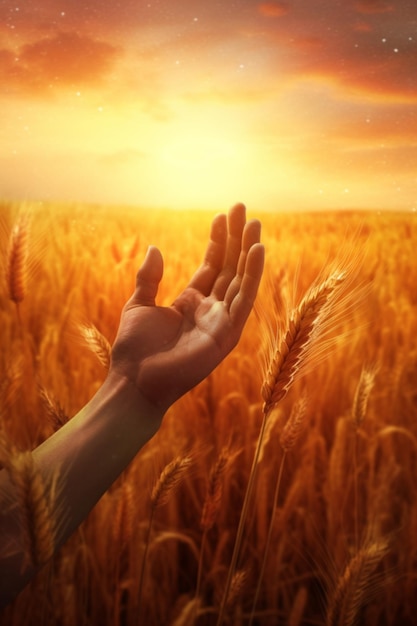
[111,204,264,413]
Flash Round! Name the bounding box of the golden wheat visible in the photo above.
[280,393,308,452]
[326,540,388,626]
[351,365,378,428]
[151,455,193,509]
[38,385,69,431]
[200,447,229,532]
[262,271,346,415]
[79,322,112,370]
[6,450,56,568]
[6,210,30,307]
[1,203,415,626]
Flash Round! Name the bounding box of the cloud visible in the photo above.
[1,32,120,96]
[258,2,290,18]
[354,0,394,15]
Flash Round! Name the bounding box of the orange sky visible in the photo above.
[1,0,416,211]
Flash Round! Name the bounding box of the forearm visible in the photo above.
[0,372,163,607]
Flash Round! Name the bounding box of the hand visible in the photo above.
[111,203,264,414]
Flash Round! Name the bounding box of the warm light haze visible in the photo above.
[1,0,416,211]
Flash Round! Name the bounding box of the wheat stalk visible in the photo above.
[249,395,308,626]
[217,269,350,626]
[326,540,388,626]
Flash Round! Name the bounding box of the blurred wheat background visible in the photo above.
[1,201,416,626]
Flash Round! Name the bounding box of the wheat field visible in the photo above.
[1,201,416,625]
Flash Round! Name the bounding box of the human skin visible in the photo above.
[0,203,264,607]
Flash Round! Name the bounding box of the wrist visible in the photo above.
[102,368,165,434]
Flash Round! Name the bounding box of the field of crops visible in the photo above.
[1,201,416,625]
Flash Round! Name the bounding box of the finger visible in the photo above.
[224,220,261,309]
[187,213,227,295]
[130,246,163,306]
[237,218,262,276]
[212,203,247,300]
[229,243,265,330]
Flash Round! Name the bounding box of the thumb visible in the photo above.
[131,246,163,306]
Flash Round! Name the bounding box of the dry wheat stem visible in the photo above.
[326,540,388,626]
[262,272,346,415]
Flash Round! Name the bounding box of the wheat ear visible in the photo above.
[225,569,248,618]
[6,450,56,568]
[200,447,229,532]
[6,211,30,328]
[38,385,69,431]
[151,455,193,509]
[262,272,346,415]
[194,448,230,619]
[351,364,378,428]
[326,540,388,626]
[79,322,112,370]
[137,455,193,620]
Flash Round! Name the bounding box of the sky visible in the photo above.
[0,0,416,212]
